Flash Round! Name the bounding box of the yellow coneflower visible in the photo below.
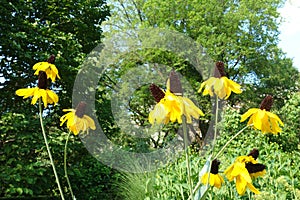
[224,149,266,196]
[149,71,204,125]
[33,55,60,82]
[60,101,96,135]
[16,71,58,108]
[201,159,224,189]
[241,95,284,134]
[198,61,242,99]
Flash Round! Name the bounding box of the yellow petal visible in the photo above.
[247,182,260,194]
[83,115,96,130]
[267,112,284,126]
[38,89,48,108]
[60,111,74,126]
[198,81,207,93]
[201,173,209,184]
[214,174,224,189]
[30,88,42,105]
[149,102,168,125]
[240,108,259,122]
[181,97,204,123]
[209,174,215,186]
[252,112,263,130]
[16,88,37,98]
[46,89,59,105]
[236,175,248,195]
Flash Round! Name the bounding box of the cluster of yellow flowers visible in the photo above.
[202,149,266,195]
[149,62,283,134]
[15,56,95,135]
[16,55,59,108]
[16,57,284,196]
[148,61,284,196]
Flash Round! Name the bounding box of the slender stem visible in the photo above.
[211,98,219,154]
[213,124,252,160]
[204,98,220,190]
[64,131,76,200]
[182,115,193,199]
[38,99,65,200]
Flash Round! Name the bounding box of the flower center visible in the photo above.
[214,61,226,78]
[259,95,273,111]
[169,70,183,96]
[150,84,165,102]
[38,71,48,89]
[245,163,266,173]
[75,101,87,118]
[210,159,220,174]
[47,55,55,64]
[248,148,259,160]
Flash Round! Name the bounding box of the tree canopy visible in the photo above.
[0,0,110,115]
[104,0,299,108]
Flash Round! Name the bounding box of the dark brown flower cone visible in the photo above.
[210,159,221,174]
[245,163,266,173]
[149,84,165,103]
[259,95,273,111]
[47,55,55,64]
[169,70,183,96]
[38,71,48,89]
[248,148,259,160]
[75,101,87,118]
[214,61,226,78]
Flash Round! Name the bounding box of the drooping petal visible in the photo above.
[180,97,204,123]
[240,108,259,122]
[31,88,42,105]
[60,111,75,126]
[149,102,169,125]
[236,175,248,195]
[46,89,59,105]
[247,182,260,194]
[16,88,37,98]
[226,78,242,95]
[33,62,60,82]
[83,115,96,130]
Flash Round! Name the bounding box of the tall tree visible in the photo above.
[0,0,110,115]
[104,0,299,108]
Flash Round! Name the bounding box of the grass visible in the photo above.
[116,104,300,200]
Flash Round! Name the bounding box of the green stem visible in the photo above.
[64,131,76,200]
[38,99,65,200]
[211,98,219,155]
[182,115,193,199]
[213,124,252,160]
[201,98,219,200]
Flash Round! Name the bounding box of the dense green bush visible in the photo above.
[0,112,121,199]
[116,104,300,200]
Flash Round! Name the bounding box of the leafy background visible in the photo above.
[0,0,299,199]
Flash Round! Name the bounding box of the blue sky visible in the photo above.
[278,0,300,71]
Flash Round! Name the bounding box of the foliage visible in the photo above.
[267,92,300,152]
[0,0,110,116]
[0,112,121,199]
[104,0,299,109]
[95,49,210,151]
[117,106,300,199]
